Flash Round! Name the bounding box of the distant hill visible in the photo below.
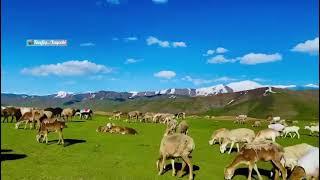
[1,87,318,120]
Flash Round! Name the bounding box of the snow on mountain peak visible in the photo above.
[196,84,230,96]
[55,91,73,98]
[226,80,263,92]
[305,84,319,88]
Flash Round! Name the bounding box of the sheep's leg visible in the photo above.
[158,155,166,175]
[45,133,49,144]
[228,141,235,154]
[253,164,262,180]
[171,159,176,176]
[296,131,300,139]
[236,143,240,152]
[24,121,28,129]
[181,156,193,180]
[57,131,61,144]
[272,136,275,142]
[272,160,287,180]
[177,159,186,177]
[247,163,253,180]
[61,131,64,145]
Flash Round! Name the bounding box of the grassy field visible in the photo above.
[1,115,319,180]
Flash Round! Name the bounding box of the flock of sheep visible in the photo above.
[1,106,319,180]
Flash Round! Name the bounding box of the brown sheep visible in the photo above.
[36,120,66,145]
[61,108,76,121]
[176,120,189,135]
[2,107,22,123]
[224,141,287,180]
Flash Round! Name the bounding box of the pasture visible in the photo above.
[1,115,319,180]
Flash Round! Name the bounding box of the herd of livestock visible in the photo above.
[1,106,319,180]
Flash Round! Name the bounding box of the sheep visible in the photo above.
[281,126,300,139]
[112,111,122,120]
[61,108,76,121]
[281,143,315,171]
[234,114,247,124]
[268,123,286,132]
[36,120,66,145]
[288,166,307,180]
[175,112,186,119]
[2,107,22,123]
[44,107,63,117]
[224,141,287,180]
[220,128,255,154]
[304,125,319,136]
[176,120,189,135]
[163,119,178,136]
[80,108,93,120]
[208,128,229,145]
[141,112,155,123]
[97,123,138,135]
[254,128,281,142]
[156,133,195,180]
[296,147,319,179]
[252,121,261,127]
[128,111,142,122]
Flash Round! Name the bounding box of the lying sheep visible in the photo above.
[281,126,300,139]
[220,128,255,154]
[254,128,280,142]
[304,125,319,136]
[157,133,195,180]
[208,128,229,145]
[281,143,315,171]
[97,123,138,135]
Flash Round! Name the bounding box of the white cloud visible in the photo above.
[253,78,268,82]
[106,0,120,5]
[238,53,282,65]
[203,49,215,56]
[80,42,95,47]
[216,47,229,53]
[182,75,236,85]
[305,84,319,88]
[146,36,170,48]
[172,42,187,48]
[207,55,236,64]
[291,37,319,55]
[124,58,142,64]
[152,0,168,4]
[21,60,112,76]
[154,70,176,79]
[146,36,186,48]
[123,37,138,41]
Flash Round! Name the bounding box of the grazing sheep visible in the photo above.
[157,133,195,180]
[224,141,287,180]
[208,128,229,145]
[43,110,53,119]
[112,111,122,120]
[254,128,281,142]
[2,107,22,123]
[220,128,255,154]
[61,108,76,121]
[36,120,66,145]
[252,121,261,127]
[282,126,300,139]
[234,114,247,124]
[304,125,319,136]
[268,123,286,132]
[164,119,178,136]
[44,107,63,117]
[128,111,142,122]
[176,120,189,135]
[281,143,315,171]
[296,147,319,179]
[141,112,155,123]
[19,107,33,116]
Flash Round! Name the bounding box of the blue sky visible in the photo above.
[1,0,319,95]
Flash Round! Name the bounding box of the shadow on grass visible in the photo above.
[66,120,86,123]
[233,167,271,179]
[47,139,86,147]
[164,162,200,179]
[1,149,27,161]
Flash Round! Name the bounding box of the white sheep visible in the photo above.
[281,143,315,170]
[254,128,280,142]
[268,123,285,132]
[281,126,300,139]
[297,147,319,179]
[304,125,319,136]
[220,128,255,154]
[208,128,229,145]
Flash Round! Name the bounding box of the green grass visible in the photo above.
[1,116,319,180]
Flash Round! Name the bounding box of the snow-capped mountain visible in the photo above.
[196,84,233,96]
[54,91,73,98]
[226,80,263,92]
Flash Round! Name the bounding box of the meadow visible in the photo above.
[1,115,319,180]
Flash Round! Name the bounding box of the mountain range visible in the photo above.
[1,80,319,120]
